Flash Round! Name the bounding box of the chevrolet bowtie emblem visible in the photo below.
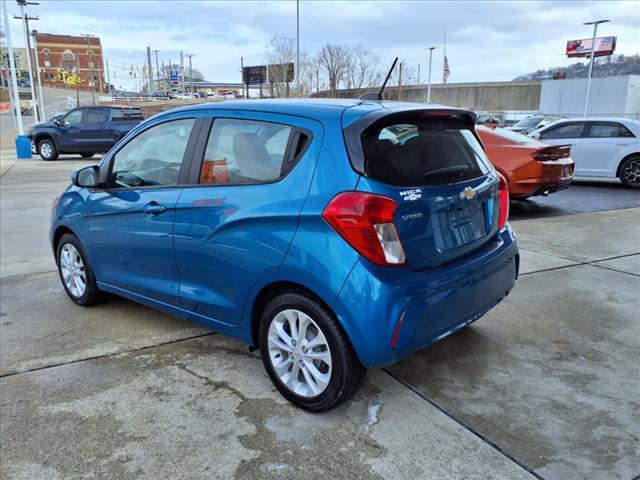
[460,187,477,200]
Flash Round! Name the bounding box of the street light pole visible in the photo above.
[31,29,45,118]
[16,0,39,122]
[426,47,436,103]
[81,34,96,104]
[3,0,24,136]
[582,19,609,117]
[296,0,300,96]
[187,54,194,93]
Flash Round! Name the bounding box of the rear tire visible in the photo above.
[81,152,95,158]
[619,156,640,188]
[259,292,366,412]
[38,138,58,161]
[56,233,100,306]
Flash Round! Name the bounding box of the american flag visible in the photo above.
[443,55,451,83]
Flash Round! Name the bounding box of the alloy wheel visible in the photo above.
[622,158,640,186]
[267,309,333,398]
[40,142,53,159]
[59,244,87,298]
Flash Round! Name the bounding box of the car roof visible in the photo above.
[153,98,474,125]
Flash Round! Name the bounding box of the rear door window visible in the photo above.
[362,115,491,186]
[199,118,304,185]
[85,108,106,124]
[587,123,635,138]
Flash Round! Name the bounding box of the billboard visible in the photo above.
[267,63,295,83]
[566,36,616,58]
[242,65,267,84]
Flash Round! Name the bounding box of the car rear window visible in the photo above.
[112,108,144,121]
[361,113,492,186]
[489,128,542,145]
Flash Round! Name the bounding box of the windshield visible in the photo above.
[513,116,543,128]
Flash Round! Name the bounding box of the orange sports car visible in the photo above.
[476,126,575,198]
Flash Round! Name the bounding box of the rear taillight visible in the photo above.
[497,173,509,229]
[322,192,407,266]
[531,145,571,161]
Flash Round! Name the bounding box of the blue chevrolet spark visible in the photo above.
[51,99,518,411]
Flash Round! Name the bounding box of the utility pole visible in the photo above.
[240,56,245,99]
[105,59,111,95]
[81,34,96,104]
[427,46,436,103]
[582,19,609,117]
[75,55,80,107]
[417,64,421,85]
[146,46,153,94]
[180,50,184,93]
[15,0,39,122]
[3,0,24,139]
[186,54,193,93]
[153,49,160,91]
[31,29,45,118]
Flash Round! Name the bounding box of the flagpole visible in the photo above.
[443,30,447,83]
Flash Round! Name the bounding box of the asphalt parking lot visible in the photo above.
[1,152,639,480]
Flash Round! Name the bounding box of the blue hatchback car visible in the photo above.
[51,99,519,411]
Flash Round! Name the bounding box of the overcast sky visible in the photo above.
[4,0,639,90]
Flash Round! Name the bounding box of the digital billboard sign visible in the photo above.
[566,36,616,58]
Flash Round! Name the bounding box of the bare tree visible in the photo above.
[317,44,349,97]
[344,45,381,91]
[265,36,296,97]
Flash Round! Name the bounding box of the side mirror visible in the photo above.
[530,132,541,140]
[53,118,62,127]
[71,165,101,188]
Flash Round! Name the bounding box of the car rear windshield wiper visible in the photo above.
[424,165,470,178]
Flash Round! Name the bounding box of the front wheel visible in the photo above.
[259,292,366,412]
[619,156,640,188]
[38,138,58,161]
[56,233,100,306]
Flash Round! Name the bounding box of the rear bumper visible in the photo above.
[334,225,519,368]
[509,160,574,198]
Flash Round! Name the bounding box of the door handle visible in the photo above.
[144,202,167,215]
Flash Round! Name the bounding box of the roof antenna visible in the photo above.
[359,57,398,101]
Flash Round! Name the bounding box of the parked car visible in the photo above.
[51,100,518,411]
[17,78,31,88]
[507,115,560,135]
[27,106,144,161]
[476,112,506,128]
[477,126,574,198]
[176,92,199,100]
[529,118,640,188]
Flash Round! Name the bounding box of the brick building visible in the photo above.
[34,33,105,93]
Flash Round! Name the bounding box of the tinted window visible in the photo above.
[513,116,543,128]
[541,123,584,140]
[588,123,635,138]
[64,109,83,125]
[111,118,195,188]
[199,118,293,185]
[112,108,144,121]
[488,128,541,145]
[85,108,106,124]
[362,115,491,186]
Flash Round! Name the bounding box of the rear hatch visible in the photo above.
[345,108,501,271]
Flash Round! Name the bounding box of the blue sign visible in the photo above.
[170,70,179,85]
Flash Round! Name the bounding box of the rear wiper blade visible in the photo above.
[424,165,470,178]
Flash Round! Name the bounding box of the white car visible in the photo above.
[529,118,640,188]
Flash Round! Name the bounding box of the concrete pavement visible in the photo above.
[1,152,638,479]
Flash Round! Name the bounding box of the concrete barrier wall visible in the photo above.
[317,81,542,111]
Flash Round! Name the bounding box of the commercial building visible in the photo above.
[35,33,105,93]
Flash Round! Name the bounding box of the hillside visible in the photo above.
[514,53,640,81]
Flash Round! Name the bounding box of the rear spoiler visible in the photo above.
[343,107,478,174]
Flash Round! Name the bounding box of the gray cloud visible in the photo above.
[8,0,639,87]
